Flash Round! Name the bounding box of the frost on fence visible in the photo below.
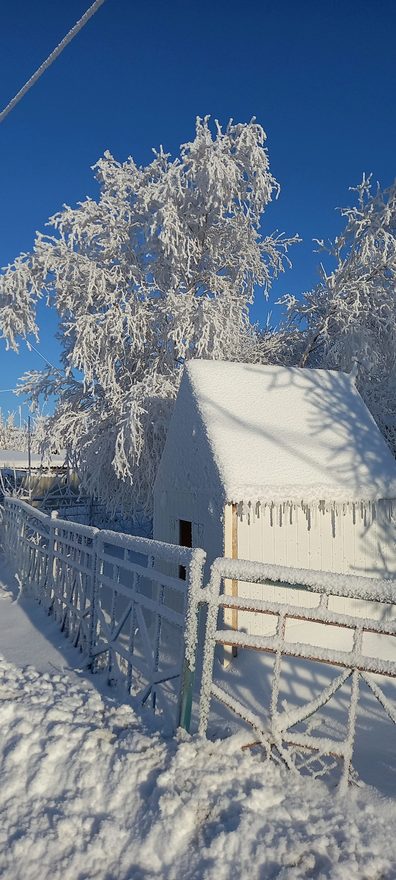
[197,557,396,791]
[2,497,98,651]
[90,530,205,731]
[50,519,98,651]
[2,497,52,602]
[1,496,206,733]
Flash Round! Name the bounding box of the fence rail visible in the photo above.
[197,557,396,791]
[1,496,206,731]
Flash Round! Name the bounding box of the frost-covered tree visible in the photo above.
[0,409,45,453]
[0,117,297,519]
[0,412,22,450]
[281,176,396,449]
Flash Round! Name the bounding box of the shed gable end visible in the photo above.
[154,371,223,500]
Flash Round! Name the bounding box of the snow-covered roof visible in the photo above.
[0,449,66,470]
[183,360,396,504]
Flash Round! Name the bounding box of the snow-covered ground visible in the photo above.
[2,559,396,879]
[3,654,396,880]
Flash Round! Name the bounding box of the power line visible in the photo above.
[0,341,64,395]
[0,0,107,124]
[27,342,63,375]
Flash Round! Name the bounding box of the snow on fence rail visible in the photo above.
[1,497,206,730]
[197,557,396,791]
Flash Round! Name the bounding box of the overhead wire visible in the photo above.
[26,342,63,375]
[0,0,107,124]
[0,1,106,406]
[0,341,63,396]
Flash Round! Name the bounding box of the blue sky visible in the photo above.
[1,0,395,417]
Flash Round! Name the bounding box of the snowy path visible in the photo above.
[2,558,396,878]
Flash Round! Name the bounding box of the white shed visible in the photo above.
[154,360,396,626]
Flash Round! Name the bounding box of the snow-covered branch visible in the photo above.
[0,117,298,519]
[280,176,396,447]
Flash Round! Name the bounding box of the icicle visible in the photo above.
[331,506,336,539]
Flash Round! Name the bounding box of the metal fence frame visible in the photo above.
[1,496,206,731]
[2,496,396,788]
[196,557,396,791]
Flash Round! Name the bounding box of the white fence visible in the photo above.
[2,496,396,789]
[197,558,396,791]
[1,496,206,731]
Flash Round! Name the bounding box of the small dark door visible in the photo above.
[179,519,192,579]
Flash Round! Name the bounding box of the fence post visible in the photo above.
[45,510,58,610]
[20,507,29,590]
[178,548,206,733]
[197,562,222,738]
[87,532,99,670]
[178,657,195,732]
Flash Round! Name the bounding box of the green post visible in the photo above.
[178,660,195,732]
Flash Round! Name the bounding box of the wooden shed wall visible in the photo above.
[153,488,224,579]
[228,500,396,637]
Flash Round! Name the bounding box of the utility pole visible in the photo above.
[27,415,32,496]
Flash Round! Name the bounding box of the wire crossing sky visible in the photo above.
[0,0,106,123]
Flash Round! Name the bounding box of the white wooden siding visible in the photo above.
[153,488,224,581]
[234,501,396,636]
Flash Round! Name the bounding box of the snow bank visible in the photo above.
[1,656,396,879]
[185,360,396,503]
